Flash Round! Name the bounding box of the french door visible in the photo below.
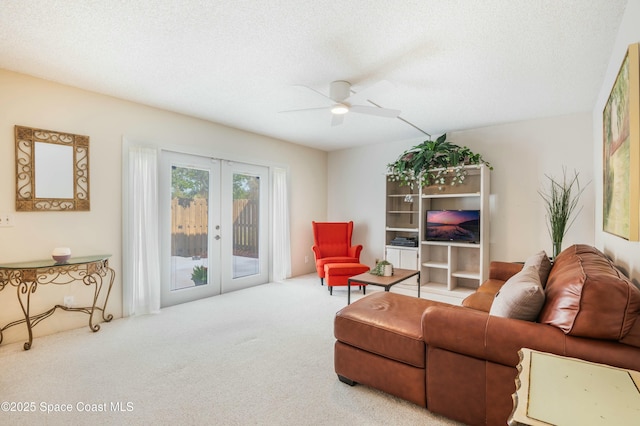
[159,151,269,307]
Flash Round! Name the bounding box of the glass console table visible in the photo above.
[0,255,115,350]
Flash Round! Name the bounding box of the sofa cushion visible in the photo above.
[489,266,545,321]
[538,244,640,340]
[523,250,552,287]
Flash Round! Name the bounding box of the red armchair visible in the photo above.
[311,221,363,285]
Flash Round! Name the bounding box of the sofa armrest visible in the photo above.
[489,261,523,282]
[461,291,495,312]
[422,306,566,367]
[463,262,523,311]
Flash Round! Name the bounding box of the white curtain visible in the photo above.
[272,167,291,281]
[124,146,161,316]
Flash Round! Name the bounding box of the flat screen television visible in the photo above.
[425,210,480,243]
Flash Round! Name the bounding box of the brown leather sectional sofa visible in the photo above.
[334,245,640,425]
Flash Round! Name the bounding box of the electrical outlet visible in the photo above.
[305,255,309,263]
[0,212,15,227]
[63,296,74,308]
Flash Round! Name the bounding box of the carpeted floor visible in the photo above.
[0,274,462,425]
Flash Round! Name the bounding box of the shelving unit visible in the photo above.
[385,164,490,299]
[384,180,420,270]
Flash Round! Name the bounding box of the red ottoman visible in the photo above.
[324,263,370,295]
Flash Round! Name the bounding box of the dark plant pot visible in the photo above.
[193,279,207,286]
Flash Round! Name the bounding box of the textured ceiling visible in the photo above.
[0,1,628,151]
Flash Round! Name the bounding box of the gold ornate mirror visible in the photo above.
[15,125,90,211]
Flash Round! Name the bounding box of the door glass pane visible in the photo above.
[233,173,260,278]
[170,165,209,290]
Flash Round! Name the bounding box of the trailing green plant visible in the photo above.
[191,265,208,285]
[369,259,392,276]
[538,168,588,257]
[387,134,492,188]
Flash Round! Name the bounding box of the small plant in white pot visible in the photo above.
[370,260,393,276]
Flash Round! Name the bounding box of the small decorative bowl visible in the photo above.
[52,254,71,263]
[52,247,71,263]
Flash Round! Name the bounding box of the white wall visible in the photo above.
[0,69,325,344]
[452,114,595,261]
[328,136,422,266]
[594,0,640,286]
[328,112,595,266]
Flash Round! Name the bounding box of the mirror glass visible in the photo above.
[15,126,90,211]
[34,142,74,199]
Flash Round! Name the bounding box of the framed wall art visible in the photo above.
[603,43,640,241]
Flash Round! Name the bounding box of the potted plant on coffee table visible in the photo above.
[370,260,393,276]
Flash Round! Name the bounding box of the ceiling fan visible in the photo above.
[281,80,401,126]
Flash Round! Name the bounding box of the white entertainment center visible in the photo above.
[385,164,490,299]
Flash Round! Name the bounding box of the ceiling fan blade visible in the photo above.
[292,84,333,102]
[347,80,395,103]
[331,114,345,126]
[349,104,401,118]
[279,106,331,114]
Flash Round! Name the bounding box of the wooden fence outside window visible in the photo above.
[171,198,258,258]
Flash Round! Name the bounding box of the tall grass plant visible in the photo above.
[538,168,587,257]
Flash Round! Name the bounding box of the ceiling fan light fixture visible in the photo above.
[331,103,349,115]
